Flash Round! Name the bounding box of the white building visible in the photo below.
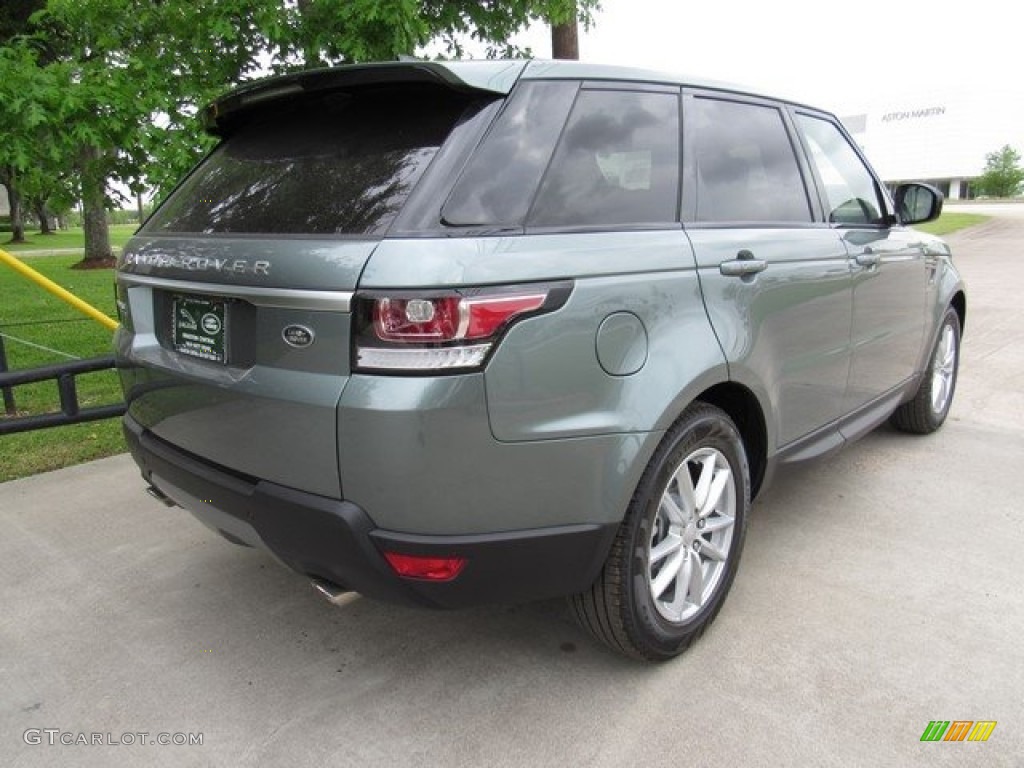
[842,85,1024,200]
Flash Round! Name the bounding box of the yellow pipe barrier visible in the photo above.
[0,248,119,331]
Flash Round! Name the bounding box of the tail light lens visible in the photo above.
[354,282,571,372]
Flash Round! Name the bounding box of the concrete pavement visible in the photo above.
[2,208,1022,767]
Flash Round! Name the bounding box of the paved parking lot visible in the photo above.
[2,206,1022,767]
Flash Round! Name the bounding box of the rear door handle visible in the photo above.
[855,249,880,268]
[720,253,767,277]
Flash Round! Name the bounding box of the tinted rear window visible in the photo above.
[441,81,578,228]
[692,98,812,223]
[144,88,472,236]
[528,89,680,228]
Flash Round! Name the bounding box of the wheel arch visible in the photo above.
[693,382,769,499]
[950,289,966,335]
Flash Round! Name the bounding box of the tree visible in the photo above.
[0,41,65,244]
[419,0,594,58]
[0,0,47,242]
[5,0,599,262]
[550,0,579,59]
[975,145,1024,198]
[0,0,44,44]
[27,0,246,264]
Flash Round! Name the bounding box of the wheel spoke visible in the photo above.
[651,549,685,599]
[701,514,734,534]
[660,493,686,526]
[692,454,716,511]
[941,342,955,370]
[669,555,692,614]
[932,377,947,411]
[700,539,729,562]
[649,531,683,564]
[687,550,705,606]
[935,327,956,377]
[699,468,731,519]
[672,464,697,519]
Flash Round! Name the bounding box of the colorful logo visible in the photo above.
[920,721,997,742]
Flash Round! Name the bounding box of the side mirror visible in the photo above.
[894,182,943,225]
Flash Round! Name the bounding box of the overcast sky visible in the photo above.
[504,0,1020,116]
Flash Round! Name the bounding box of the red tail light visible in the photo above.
[374,297,462,341]
[382,552,467,581]
[354,282,571,372]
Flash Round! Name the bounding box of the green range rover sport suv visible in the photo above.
[115,59,965,660]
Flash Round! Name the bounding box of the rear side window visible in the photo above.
[691,98,812,223]
[795,113,885,226]
[143,88,472,236]
[528,89,680,228]
[442,81,578,228]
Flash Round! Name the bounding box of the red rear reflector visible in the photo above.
[382,552,467,581]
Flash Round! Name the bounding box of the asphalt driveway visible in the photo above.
[2,205,1022,767]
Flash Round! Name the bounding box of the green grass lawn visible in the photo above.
[914,211,989,236]
[2,224,137,253]
[1,253,125,482]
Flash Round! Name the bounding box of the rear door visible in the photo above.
[683,93,854,449]
[117,84,491,497]
[792,111,927,412]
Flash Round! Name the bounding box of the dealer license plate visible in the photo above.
[172,295,228,363]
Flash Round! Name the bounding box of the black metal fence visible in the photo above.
[0,335,15,417]
[0,337,126,435]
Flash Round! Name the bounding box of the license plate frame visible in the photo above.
[171,294,229,364]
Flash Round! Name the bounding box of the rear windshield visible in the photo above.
[143,87,472,236]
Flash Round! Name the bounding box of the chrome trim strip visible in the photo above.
[118,274,353,312]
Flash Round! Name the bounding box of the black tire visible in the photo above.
[890,307,961,434]
[570,402,750,661]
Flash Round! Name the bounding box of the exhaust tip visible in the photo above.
[311,578,359,607]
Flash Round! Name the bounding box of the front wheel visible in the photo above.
[890,306,961,434]
[570,402,750,661]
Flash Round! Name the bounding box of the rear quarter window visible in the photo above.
[441,80,579,228]
[528,88,681,228]
[144,87,474,236]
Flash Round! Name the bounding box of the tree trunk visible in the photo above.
[79,146,114,266]
[6,176,27,243]
[551,3,579,60]
[35,199,55,235]
[81,181,113,263]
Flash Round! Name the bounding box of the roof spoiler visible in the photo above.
[203,61,524,137]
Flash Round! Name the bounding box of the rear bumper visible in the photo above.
[124,415,617,608]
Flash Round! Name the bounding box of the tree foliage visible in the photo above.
[975,145,1024,198]
[0,40,71,241]
[2,0,598,258]
[0,0,45,44]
